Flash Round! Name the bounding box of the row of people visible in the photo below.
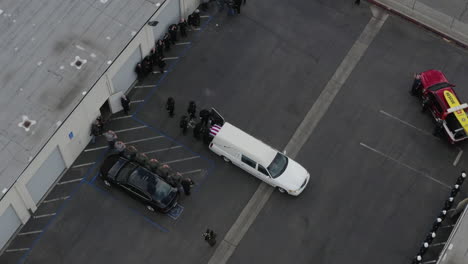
[135,10,202,81]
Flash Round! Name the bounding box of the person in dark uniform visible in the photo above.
[163,33,171,51]
[187,101,197,120]
[135,63,144,81]
[180,115,189,135]
[122,145,138,160]
[166,97,175,117]
[156,39,164,57]
[411,74,422,96]
[178,19,188,37]
[234,0,242,14]
[202,229,217,247]
[193,9,201,27]
[199,109,210,126]
[156,164,172,181]
[193,122,202,140]
[168,24,178,44]
[120,95,130,115]
[154,54,166,74]
[187,14,194,27]
[142,56,153,75]
[181,177,195,195]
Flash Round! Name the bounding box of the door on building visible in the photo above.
[26,147,66,205]
[0,205,22,250]
[111,46,142,94]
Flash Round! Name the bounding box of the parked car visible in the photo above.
[411,69,468,144]
[99,154,179,213]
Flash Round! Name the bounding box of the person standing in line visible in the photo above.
[178,19,188,37]
[234,0,242,14]
[166,97,175,117]
[202,229,217,247]
[193,9,201,27]
[121,95,130,115]
[163,33,172,51]
[103,130,117,149]
[199,109,210,126]
[355,0,360,5]
[156,39,164,57]
[135,63,144,81]
[187,101,197,120]
[90,120,101,144]
[169,24,178,43]
[180,115,189,135]
[181,177,195,195]
[155,54,166,74]
[114,141,126,153]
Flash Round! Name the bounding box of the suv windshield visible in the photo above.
[267,153,288,179]
[154,181,174,205]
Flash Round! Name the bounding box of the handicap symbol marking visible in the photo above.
[168,204,184,220]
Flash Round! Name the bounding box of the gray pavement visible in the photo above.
[2,1,468,264]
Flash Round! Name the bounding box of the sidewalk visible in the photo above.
[369,0,468,48]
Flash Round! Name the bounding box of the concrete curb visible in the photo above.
[367,0,468,49]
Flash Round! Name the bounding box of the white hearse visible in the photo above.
[208,121,310,196]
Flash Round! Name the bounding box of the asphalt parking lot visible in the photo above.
[2,1,468,264]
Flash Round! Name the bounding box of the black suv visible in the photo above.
[99,155,179,213]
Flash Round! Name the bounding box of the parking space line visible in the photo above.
[176,42,191,45]
[114,125,146,133]
[162,57,179,61]
[5,248,29,253]
[180,169,202,175]
[200,15,210,18]
[379,110,432,136]
[18,230,43,236]
[57,178,83,185]
[110,115,132,120]
[360,142,450,188]
[152,70,168,74]
[421,261,437,264]
[84,135,163,152]
[134,85,155,88]
[42,196,70,203]
[453,149,463,166]
[129,100,144,104]
[164,156,199,164]
[143,145,182,155]
[33,213,56,219]
[72,162,95,169]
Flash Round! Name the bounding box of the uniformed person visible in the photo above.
[202,229,217,247]
[163,33,171,51]
[199,109,210,126]
[135,63,144,81]
[156,164,172,180]
[178,19,188,37]
[147,158,161,173]
[156,39,164,57]
[123,145,138,160]
[135,153,149,167]
[168,24,178,43]
[180,115,189,135]
[187,101,197,120]
[166,97,175,117]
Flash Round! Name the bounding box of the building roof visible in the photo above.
[0,0,160,198]
[437,205,468,264]
[215,122,278,167]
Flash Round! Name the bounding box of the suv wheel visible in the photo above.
[222,156,230,163]
[278,187,286,193]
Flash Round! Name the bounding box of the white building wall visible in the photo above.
[180,0,200,18]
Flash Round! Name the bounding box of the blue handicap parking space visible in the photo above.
[167,204,184,220]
